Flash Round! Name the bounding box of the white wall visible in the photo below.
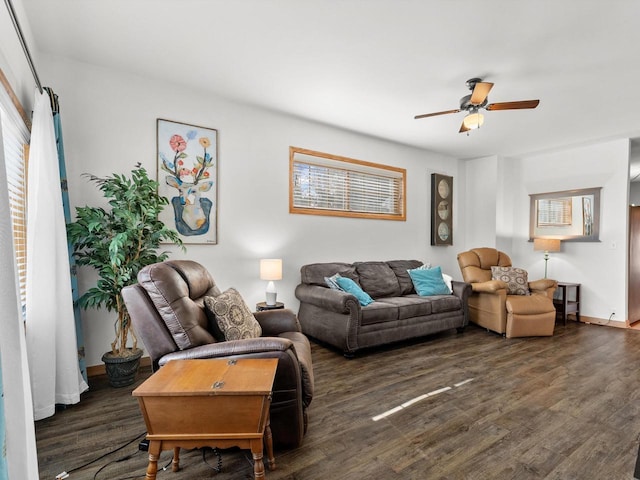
[463,140,630,323]
[462,155,498,249]
[0,0,36,115]
[39,54,464,367]
[510,139,630,323]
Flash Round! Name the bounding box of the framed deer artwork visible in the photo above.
[157,119,218,244]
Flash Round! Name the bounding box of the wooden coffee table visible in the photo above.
[132,358,278,480]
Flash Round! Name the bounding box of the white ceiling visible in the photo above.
[20,0,640,163]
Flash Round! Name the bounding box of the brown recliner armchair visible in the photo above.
[457,247,557,338]
[121,260,314,450]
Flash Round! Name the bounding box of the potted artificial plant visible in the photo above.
[67,163,183,387]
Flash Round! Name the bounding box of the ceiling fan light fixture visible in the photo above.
[463,112,484,130]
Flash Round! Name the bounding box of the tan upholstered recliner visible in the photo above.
[457,247,557,338]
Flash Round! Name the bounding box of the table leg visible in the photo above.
[251,441,266,480]
[264,422,276,471]
[145,441,161,480]
[172,447,180,472]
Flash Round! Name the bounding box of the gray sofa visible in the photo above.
[295,260,471,356]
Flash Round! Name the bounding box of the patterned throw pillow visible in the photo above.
[491,266,530,295]
[324,273,342,290]
[204,288,262,340]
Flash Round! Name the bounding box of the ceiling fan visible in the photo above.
[414,78,540,133]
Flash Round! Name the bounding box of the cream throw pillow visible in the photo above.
[204,288,262,340]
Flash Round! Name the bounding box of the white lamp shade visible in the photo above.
[463,112,484,130]
[260,259,282,281]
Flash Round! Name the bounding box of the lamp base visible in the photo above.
[265,291,277,306]
[544,251,550,278]
[265,280,277,306]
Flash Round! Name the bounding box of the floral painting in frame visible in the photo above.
[157,119,218,244]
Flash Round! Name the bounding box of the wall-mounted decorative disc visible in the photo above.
[431,173,453,246]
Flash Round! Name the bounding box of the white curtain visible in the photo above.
[0,97,38,478]
[25,89,88,421]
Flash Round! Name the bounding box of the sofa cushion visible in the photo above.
[377,296,432,320]
[360,301,399,326]
[204,288,262,340]
[300,262,360,287]
[408,266,451,296]
[387,260,423,295]
[336,277,374,306]
[429,295,463,313]
[491,266,530,295]
[354,261,401,298]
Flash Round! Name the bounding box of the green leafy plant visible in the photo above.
[67,163,184,357]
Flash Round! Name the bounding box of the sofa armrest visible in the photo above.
[471,280,508,294]
[451,280,472,300]
[158,337,294,366]
[295,284,360,314]
[254,308,301,335]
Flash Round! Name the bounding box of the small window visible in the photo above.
[536,197,572,227]
[1,104,29,312]
[289,147,406,221]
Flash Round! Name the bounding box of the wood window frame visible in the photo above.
[289,146,406,221]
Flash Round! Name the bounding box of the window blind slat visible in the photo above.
[292,166,403,215]
[1,101,29,312]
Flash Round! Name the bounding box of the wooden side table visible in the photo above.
[256,301,284,311]
[132,358,278,480]
[553,282,581,325]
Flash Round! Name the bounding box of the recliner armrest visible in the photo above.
[471,280,508,294]
[254,308,301,335]
[158,337,294,366]
[529,278,557,292]
[529,278,558,299]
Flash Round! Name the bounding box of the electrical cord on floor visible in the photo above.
[201,447,223,473]
[93,452,173,480]
[96,447,219,479]
[56,431,146,478]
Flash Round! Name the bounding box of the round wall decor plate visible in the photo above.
[431,173,453,246]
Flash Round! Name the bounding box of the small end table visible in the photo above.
[553,282,581,325]
[256,302,284,311]
[133,358,278,480]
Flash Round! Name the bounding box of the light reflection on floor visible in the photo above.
[371,378,474,422]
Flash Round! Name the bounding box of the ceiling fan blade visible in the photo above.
[470,82,494,105]
[486,99,540,111]
[414,109,460,119]
[459,121,470,133]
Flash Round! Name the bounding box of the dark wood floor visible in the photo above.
[36,321,640,480]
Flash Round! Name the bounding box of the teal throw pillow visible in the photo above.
[408,266,451,296]
[335,276,374,306]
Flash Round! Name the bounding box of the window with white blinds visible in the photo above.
[536,197,572,226]
[0,96,30,313]
[289,147,406,221]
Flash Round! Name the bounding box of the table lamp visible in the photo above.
[533,238,561,278]
[260,259,282,305]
